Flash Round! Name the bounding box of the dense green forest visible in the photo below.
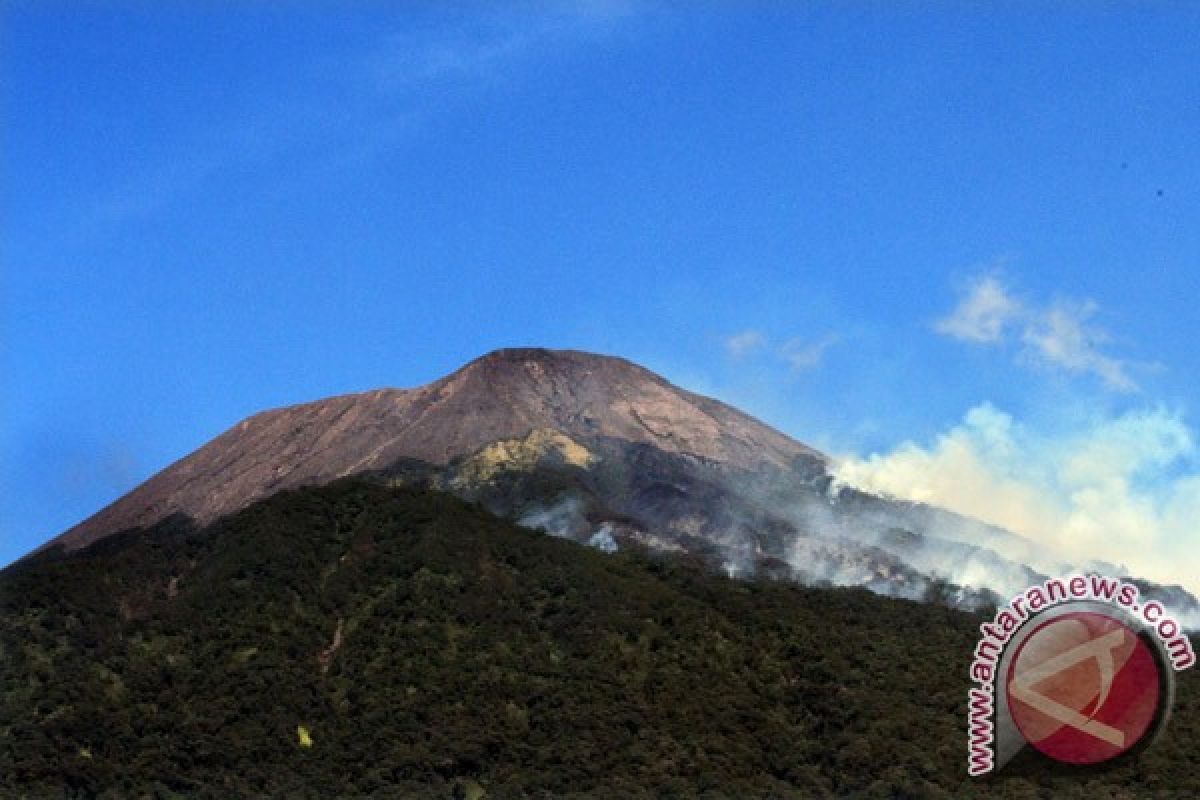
[1,480,1196,798]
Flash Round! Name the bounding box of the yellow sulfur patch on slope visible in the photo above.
[455,429,595,485]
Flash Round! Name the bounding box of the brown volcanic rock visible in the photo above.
[48,349,825,553]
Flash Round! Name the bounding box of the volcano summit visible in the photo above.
[32,347,1134,611]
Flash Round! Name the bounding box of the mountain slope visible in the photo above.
[5,480,1197,797]
[35,347,1196,614]
[48,348,823,554]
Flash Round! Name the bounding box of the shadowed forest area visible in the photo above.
[2,481,1196,798]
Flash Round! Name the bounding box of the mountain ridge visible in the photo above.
[34,347,1198,621]
[46,348,824,554]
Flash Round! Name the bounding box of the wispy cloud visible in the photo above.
[934,274,1020,343]
[724,329,766,358]
[1020,301,1136,392]
[936,273,1137,392]
[834,403,1200,595]
[722,329,841,373]
[367,5,635,91]
[780,334,840,373]
[369,26,541,89]
[87,6,640,231]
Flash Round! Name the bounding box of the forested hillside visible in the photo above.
[2,481,1196,798]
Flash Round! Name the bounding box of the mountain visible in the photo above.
[6,349,1199,796]
[48,348,821,554]
[5,480,1197,797]
[35,347,1196,614]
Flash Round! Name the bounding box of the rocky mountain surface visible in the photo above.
[34,348,1196,613]
[48,348,820,552]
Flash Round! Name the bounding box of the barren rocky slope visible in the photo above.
[48,348,823,553]
[38,348,1197,615]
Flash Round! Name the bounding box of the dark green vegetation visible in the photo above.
[2,481,1197,798]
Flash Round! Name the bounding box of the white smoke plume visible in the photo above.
[587,523,618,553]
[517,495,587,539]
[834,402,1200,598]
[518,496,620,554]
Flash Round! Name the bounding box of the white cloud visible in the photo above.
[935,275,1021,343]
[368,6,633,90]
[724,330,766,359]
[936,274,1138,392]
[780,334,840,372]
[1020,301,1136,391]
[834,403,1200,596]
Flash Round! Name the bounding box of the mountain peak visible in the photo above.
[450,347,660,389]
[45,348,824,554]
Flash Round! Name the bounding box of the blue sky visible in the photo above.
[4,4,1200,587]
